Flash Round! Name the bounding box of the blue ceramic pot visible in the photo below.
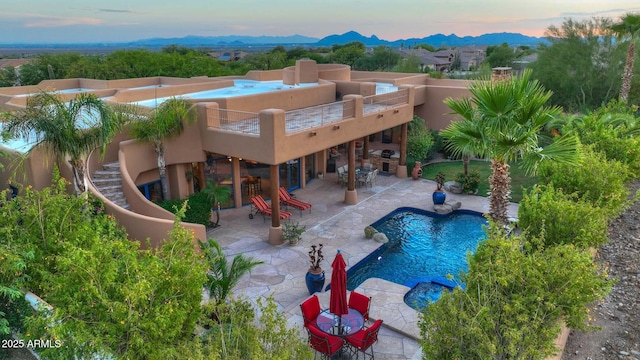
[432,191,446,205]
[305,270,325,295]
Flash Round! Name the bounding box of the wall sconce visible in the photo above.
[309,131,317,137]
[333,125,340,130]
[377,114,384,118]
[393,109,400,114]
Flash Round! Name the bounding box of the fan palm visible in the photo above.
[609,13,640,102]
[1,92,125,194]
[129,97,196,201]
[442,69,579,227]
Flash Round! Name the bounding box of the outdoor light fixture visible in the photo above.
[333,125,340,130]
[309,131,317,136]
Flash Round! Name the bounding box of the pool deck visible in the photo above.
[206,167,519,359]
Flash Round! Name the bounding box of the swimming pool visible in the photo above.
[346,207,487,309]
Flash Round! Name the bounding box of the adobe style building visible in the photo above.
[0,60,472,247]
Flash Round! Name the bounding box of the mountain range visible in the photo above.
[3,31,546,49]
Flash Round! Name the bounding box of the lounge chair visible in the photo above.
[278,187,312,215]
[249,195,292,222]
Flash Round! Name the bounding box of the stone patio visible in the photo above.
[206,166,518,359]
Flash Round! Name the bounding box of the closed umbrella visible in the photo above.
[329,249,348,334]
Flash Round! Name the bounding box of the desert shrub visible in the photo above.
[538,145,631,217]
[562,101,640,177]
[198,297,313,360]
[454,170,481,194]
[158,191,212,225]
[518,184,609,248]
[419,228,612,360]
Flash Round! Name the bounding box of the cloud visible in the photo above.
[561,8,640,17]
[99,9,135,14]
[23,15,103,28]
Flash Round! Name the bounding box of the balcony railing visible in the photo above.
[363,88,409,115]
[208,88,409,135]
[284,99,354,134]
[212,109,260,135]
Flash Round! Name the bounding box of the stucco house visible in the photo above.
[0,59,472,247]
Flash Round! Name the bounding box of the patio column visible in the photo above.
[268,164,284,245]
[396,123,408,178]
[344,140,358,205]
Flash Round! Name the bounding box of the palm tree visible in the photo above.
[200,239,263,305]
[129,97,196,201]
[610,13,640,102]
[202,179,232,228]
[442,69,579,227]
[2,92,125,194]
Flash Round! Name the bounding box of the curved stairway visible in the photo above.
[92,162,130,210]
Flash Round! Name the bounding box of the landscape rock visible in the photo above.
[372,232,389,243]
[562,180,640,359]
[444,181,463,194]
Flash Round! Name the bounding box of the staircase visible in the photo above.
[92,162,131,210]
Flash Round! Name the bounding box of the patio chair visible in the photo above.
[348,291,372,323]
[249,195,292,222]
[278,187,312,216]
[345,319,383,359]
[300,294,321,328]
[307,324,345,360]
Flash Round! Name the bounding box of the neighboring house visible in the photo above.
[397,49,450,72]
[431,46,487,71]
[207,50,249,62]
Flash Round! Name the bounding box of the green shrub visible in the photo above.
[407,116,434,162]
[419,229,612,359]
[518,184,609,248]
[538,145,631,217]
[454,170,481,194]
[158,191,212,226]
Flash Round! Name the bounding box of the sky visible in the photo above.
[1,0,639,44]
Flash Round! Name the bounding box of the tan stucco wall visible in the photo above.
[1,61,472,250]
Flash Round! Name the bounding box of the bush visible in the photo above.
[158,191,212,226]
[419,229,612,359]
[454,170,481,194]
[518,184,609,248]
[538,145,631,217]
[407,116,434,162]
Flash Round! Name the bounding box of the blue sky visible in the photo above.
[1,0,639,44]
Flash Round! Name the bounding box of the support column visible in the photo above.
[362,136,370,164]
[396,123,408,178]
[268,164,284,245]
[344,140,358,205]
[232,157,242,208]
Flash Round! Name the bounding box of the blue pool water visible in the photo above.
[346,207,488,309]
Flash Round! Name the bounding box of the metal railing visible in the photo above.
[284,99,355,134]
[210,109,260,135]
[363,88,409,115]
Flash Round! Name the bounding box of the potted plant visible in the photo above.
[305,243,325,295]
[317,171,324,179]
[282,221,306,245]
[433,171,447,205]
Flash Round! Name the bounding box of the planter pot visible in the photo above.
[412,162,422,180]
[305,270,325,295]
[432,191,446,205]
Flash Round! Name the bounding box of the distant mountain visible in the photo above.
[127,34,319,47]
[2,31,545,50]
[315,31,546,47]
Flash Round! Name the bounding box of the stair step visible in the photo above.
[102,162,121,171]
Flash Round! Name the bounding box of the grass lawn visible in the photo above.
[421,159,539,203]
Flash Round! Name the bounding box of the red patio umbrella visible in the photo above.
[330,250,348,333]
